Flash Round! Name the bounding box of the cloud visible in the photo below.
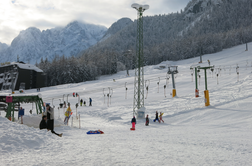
[0,0,190,45]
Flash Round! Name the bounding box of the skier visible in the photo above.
[89,98,92,106]
[145,114,149,126]
[73,92,75,97]
[84,101,86,106]
[154,111,160,122]
[159,112,164,123]
[208,59,210,66]
[131,116,136,130]
[46,104,62,137]
[64,103,72,125]
[80,99,83,106]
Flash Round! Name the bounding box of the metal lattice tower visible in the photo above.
[131,3,149,116]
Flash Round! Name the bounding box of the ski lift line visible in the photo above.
[190,60,250,70]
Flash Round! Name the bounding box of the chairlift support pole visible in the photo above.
[67,94,70,104]
[168,66,178,97]
[63,94,65,114]
[103,88,106,104]
[107,87,110,107]
[195,67,199,97]
[198,66,213,106]
[110,89,113,105]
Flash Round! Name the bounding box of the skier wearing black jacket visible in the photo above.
[154,111,160,122]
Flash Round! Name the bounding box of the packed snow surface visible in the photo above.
[1,43,252,165]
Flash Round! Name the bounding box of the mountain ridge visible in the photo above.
[0,21,108,64]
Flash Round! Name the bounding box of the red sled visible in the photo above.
[130,128,135,130]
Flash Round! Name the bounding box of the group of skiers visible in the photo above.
[72,92,92,107]
[79,98,92,106]
[153,111,164,123]
[131,111,164,130]
[39,96,93,137]
[63,97,92,125]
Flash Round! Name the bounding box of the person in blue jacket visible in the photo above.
[89,98,92,106]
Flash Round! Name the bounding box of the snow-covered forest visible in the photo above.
[37,0,252,86]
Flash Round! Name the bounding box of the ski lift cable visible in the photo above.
[42,61,251,102]
[42,70,177,102]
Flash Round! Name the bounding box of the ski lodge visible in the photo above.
[0,62,46,91]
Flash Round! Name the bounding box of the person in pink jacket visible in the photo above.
[131,116,136,129]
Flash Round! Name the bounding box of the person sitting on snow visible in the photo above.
[39,115,47,130]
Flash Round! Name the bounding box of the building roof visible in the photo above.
[0,62,43,73]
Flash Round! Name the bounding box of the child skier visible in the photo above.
[64,103,72,125]
[145,114,149,126]
[159,112,164,123]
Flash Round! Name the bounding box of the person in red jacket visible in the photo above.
[145,114,149,126]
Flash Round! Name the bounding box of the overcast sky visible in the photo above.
[0,0,191,45]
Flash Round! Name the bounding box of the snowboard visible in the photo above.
[159,113,164,117]
[130,128,135,130]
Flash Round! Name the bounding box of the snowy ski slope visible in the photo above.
[1,43,252,165]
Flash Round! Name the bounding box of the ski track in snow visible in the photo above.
[1,43,252,165]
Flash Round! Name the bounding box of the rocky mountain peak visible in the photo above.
[0,21,107,64]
